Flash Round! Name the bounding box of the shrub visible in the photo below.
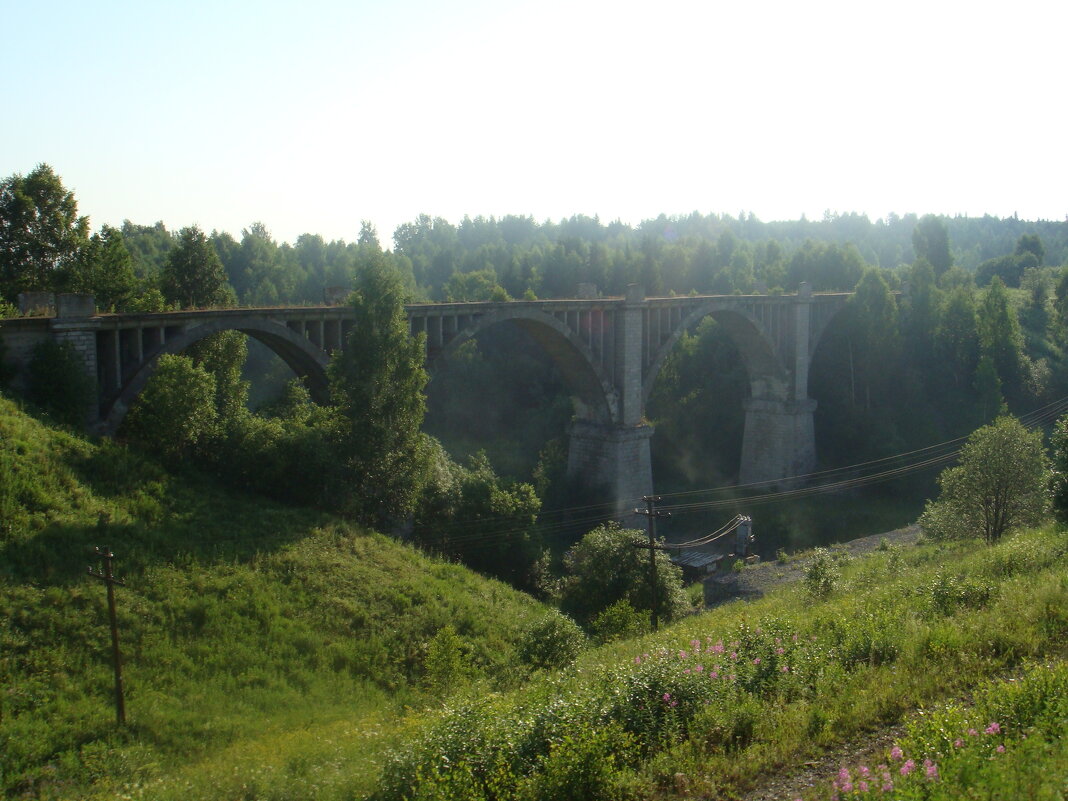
[517,612,586,670]
[804,548,840,598]
[589,599,647,644]
[516,723,636,801]
[557,522,687,627]
[422,625,468,698]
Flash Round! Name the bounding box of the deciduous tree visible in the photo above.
[919,416,1049,543]
[0,164,89,300]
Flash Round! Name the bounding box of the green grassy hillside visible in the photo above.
[0,396,551,799]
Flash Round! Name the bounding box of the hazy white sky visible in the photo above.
[3,0,1065,247]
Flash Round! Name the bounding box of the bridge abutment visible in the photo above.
[567,419,654,519]
[739,397,817,486]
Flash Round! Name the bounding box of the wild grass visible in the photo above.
[0,395,550,799]
[3,393,1067,800]
[375,527,1068,800]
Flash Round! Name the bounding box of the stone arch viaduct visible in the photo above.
[0,285,850,513]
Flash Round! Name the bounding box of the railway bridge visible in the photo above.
[0,285,850,511]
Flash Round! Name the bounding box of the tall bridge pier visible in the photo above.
[0,285,848,515]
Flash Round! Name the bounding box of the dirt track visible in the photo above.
[704,525,922,607]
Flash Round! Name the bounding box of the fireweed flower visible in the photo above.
[996,745,1006,753]
[781,665,789,672]
[924,760,939,779]
[857,780,869,792]
[900,759,915,776]
[694,664,703,672]
[968,728,979,737]
[890,746,904,760]
[985,722,1001,734]
[753,657,761,665]
[679,650,688,659]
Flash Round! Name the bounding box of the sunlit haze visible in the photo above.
[4,0,1065,246]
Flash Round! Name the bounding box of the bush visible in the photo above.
[558,522,688,627]
[423,625,469,698]
[804,548,840,598]
[589,599,647,644]
[26,340,94,427]
[517,612,586,670]
[123,353,217,464]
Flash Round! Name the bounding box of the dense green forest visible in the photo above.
[5,162,1068,561]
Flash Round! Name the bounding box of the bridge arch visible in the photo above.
[431,306,620,425]
[99,316,330,435]
[641,300,789,410]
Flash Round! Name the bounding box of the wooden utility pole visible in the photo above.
[634,495,671,631]
[88,546,126,726]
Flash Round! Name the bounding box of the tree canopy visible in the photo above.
[919,416,1049,544]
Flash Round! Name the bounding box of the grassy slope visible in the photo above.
[378,527,1068,801]
[0,395,550,799]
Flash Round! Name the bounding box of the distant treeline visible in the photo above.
[3,164,1067,310]
[119,211,1068,307]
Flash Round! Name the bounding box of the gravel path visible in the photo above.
[704,525,922,607]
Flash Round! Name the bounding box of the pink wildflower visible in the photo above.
[857,780,869,792]
[679,650,688,659]
[882,782,893,792]
[776,647,785,655]
[985,722,1001,734]
[712,642,725,653]
[695,664,704,672]
[954,738,964,748]
[890,746,903,760]
[996,745,1005,753]
[691,638,701,651]
[709,671,718,679]
[967,728,979,737]
[838,768,850,782]
[753,657,761,665]
[683,668,691,674]
[634,656,641,665]
[925,760,939,779]
[781,665,789,672]
[728,673,736,681]
[730,652,739,660]
[900,759,915,776]
[663,692,671,702]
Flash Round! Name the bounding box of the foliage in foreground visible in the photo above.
[812,661,1068,800]
[0,395,550,800]
[375,527,1068,801]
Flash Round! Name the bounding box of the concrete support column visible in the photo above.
[739,397,817,486]
[48,294,101,425]
[792,282,812,400]
[617,284,645,426]
[567,419,654,520]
